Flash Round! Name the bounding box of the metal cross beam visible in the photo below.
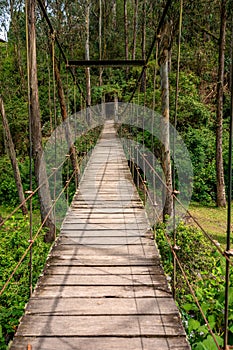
[68,60,146,67]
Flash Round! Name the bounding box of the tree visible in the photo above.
[85,0,91,124]
[0,96,28,215]
[52,54,79,184]
[216,0,227,207]
[124,0,129,77]
[141,0,146,93]
[132,0,138,60]
[27,0,55,242]
[159,21,173,219]
[99,0,103,86]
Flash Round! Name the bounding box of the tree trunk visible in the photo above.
[85,1,91,124]
[159,23,173,219]
[99,0,105,117]
[124,0,129,78]
[0,97,28,215]
[141,0,146,92]
[216,0,227,207]
[27,0,55,242]
[10,2,26,93]
[132,0,138,60]
[112,0,117,30]
[53,59,79,183]
[99,0,103,87]
[229,12,233,98]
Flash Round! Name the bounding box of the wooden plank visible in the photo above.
[10,336,191,350]
[38,274,167,286]
[42,265,164,275]
[10,121,190,350]
[60,230,149,237]
[16,315,185,337]
[32,285,171,298]
[53,239,156,250]
[46,256,161,267]
[25,297,179,315]
[61,223,150,231]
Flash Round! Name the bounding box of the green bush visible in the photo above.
[0,156,38,208]
[155,221,233,348]
[182,127,216,203]
[0,215,51,349]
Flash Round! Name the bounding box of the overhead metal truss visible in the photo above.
[68,60,146,67]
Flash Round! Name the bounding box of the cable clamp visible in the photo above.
[225,249,233,257]
[28,239,34,244]
[172,189,180,195]
[173,244,181,251]
[25,190,33,194]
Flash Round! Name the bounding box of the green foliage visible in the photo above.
[156,221,233,348]
[0,156,38,208]
[0,214,52,348]
[182,127,216,203]
[170,72,212,129]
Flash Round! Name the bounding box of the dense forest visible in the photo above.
[0,0,232,207]
[0,0,233,349]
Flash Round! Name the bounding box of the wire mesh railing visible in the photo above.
[0,121,102,348]
[118,122,233,350]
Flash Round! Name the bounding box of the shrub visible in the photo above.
[0,215,51,349]
[155,221,233,348]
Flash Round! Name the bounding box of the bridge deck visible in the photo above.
[11,121,190,350]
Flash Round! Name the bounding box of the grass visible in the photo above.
[188,201,233,246]
[0,205,42,226]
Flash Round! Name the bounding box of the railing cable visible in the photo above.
[162,228,221,350]
[25,0,33,297]
[132,146,233,267]
[0,170,75,297]
[172,0,183,300]
[123,141,225,350]
[126,0,172,106]
[36,0,86,103]
[0,156,70,228]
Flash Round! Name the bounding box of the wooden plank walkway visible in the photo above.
[10,121,190,350]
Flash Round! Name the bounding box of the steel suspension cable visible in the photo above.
[126,144,221,350]
[0,169,76,297]
[0,156,70,228]
[25,0,33,297]
[51,31,57,239]
[152,41,159,222]
[172,0,183,300]
[137,148,233,266]
[126,0,173,106]
[162,229,221,350]
[36,0,86,104]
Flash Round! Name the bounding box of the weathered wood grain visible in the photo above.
[10,121,190,350]
[10,336,191,350]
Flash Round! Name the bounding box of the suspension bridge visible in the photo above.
[10,121,190,350]
[1,0,233,349]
